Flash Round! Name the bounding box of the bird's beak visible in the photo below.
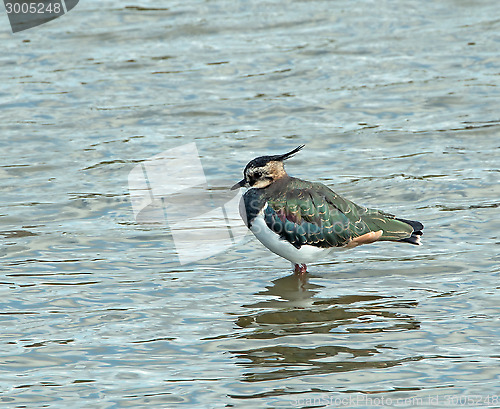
[231,179,247,190]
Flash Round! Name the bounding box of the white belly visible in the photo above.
[250,211,337,264]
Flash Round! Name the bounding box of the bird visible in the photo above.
[231,145,423,274]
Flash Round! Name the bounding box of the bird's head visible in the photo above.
[231,145,304,190]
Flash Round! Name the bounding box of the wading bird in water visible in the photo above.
[232,145,423,274]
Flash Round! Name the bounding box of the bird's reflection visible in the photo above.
[229,271,422,383]
[249,272,322,306]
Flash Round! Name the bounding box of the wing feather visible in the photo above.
[262,179,416,249]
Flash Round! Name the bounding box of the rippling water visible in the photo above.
[1,0,499,407]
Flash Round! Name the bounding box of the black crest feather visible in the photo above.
[244,145,305,171]
[271,145,305,162]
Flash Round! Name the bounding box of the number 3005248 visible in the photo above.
[5,2,62,14]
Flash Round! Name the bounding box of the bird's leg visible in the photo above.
[294,263,308,275]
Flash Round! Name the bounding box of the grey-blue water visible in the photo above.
[1,0,499,407]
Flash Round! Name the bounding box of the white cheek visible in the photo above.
[252,179,271,188]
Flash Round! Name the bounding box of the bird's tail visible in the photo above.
[362,211,424,246]
[395,218,424,245]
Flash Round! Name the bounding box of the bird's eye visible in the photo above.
[254,171,262,178]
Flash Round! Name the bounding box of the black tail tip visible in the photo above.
[396,218,423,245]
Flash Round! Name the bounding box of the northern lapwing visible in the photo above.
[232,145,423,274]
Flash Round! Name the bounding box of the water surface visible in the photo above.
[1,0,499,407]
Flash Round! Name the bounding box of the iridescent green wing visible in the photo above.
[264,181,415,248]
[313,182,417,242]
[264,185,369,248]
